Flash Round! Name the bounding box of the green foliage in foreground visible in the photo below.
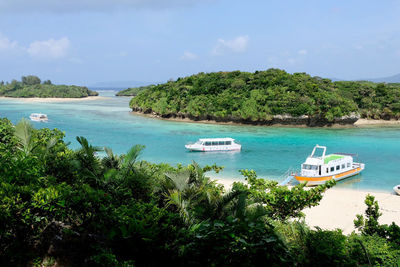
[116,84,155,96]
[0,118,399,266]
[130,69,400,122]
[0,75,98,98]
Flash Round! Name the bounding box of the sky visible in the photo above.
[0,0,400,86]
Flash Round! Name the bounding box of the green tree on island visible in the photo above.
[0,76,98,98]
[130,69,400,126]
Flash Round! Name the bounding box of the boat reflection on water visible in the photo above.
[334,175,362,188]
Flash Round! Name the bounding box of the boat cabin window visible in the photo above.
[303,164,318,170]
[330,166,334,172]
[219,141,225,145]
[326,168,329,173]
[336,165,340,170]
[205,142,211,146]
[212,141,218,146]
[341,164,345,169]
[347,162,350,168]
[225,141,231,145]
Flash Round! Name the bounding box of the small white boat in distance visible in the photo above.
[185,138,241,152]
[394,185,400,196]
[294,145,365,186]
[29,113,48,122]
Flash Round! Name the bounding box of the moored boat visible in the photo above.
[185,138,241,152]
[294,145,365,186]
[394,185,400,196]
[29,113,48,122]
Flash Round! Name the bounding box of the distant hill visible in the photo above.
[116,85,155,96]
[325,74,400,83]
[90,80,155,88]
[366,73,400,83]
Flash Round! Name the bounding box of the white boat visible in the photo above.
[294,145,365,186]
[29,113,48,122]
[185,138,241,152]
[394,185,400,196]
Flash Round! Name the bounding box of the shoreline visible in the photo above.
[354,118,400,126]
[211,177,400,234]
[0,96,109,103]
[131,111,400,128]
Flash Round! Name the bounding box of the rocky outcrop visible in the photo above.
[131,107,360,127]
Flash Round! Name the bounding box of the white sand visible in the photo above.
[354,118,400,126]
[303,188,400,234]
[212,178,400,234]
[0,96,109,103]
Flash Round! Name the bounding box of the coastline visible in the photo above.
[212,178,400,235]
[131,110,400,128]
[0,96,109,103]
[354,118,400,126]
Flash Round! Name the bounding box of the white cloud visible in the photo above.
[181,51,198,60]
[27,37,70,59]
[212,35,249,55]
[0,0,212,13]
[0,34,18,51]
[298,49,307,55]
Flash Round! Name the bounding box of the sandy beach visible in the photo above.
[213,178,400,234]
[354,118,400,126]
[0,96,109,103]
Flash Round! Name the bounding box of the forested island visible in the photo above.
[116,85,154,96]
[130,69,400,126]
[1,118,400,265]
[0,75,98,98]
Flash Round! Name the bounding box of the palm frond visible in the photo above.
[46,137,58,151]
[213,190,244,219]
[164,190,193,225]
[14,118,34,154]
[103,146,121,169]
[245,203,268,221]
[104,146,114,158]
[122,144,145,169]
[164,170,191,192]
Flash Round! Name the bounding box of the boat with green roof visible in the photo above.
[294,145,365,186]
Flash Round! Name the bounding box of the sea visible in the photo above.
[1,90,399,193]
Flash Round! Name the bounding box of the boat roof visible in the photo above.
[304,153,352,165]
[30,113,47,116]
[324,154,345,164]
[198,137,235,141]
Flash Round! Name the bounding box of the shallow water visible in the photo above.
[1,90,399,192]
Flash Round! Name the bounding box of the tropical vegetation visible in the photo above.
[130,69,400,125]
[1,117,399,266]
[0,75,98,98]
[116,85,155,96]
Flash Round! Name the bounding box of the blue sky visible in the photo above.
[0,0,399,85]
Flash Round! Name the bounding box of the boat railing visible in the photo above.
[334,152,358,157]
[352,162,364,168]
[278,167,299,186]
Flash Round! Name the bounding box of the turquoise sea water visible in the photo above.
[1,90,400,192]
